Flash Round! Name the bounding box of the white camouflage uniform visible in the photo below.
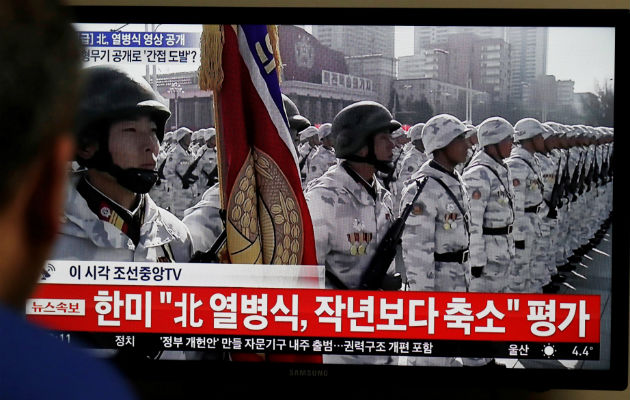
[462,150,515,293]
[183,183,223,255]
[305,162,396,365]
[505,145,544,293]
[163,143,195,219]
[305,145,337,187]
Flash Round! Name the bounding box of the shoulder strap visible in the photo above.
[428,176,470,237]
[475,163,514,203]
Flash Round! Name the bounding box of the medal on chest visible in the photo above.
[347,219,373,256]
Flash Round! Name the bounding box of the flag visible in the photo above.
[200,24,317,267]
[199,24,320,363]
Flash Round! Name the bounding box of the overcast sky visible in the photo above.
[394,26,615,94]
[77,23,615,95]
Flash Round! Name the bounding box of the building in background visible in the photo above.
[312,25,395,58]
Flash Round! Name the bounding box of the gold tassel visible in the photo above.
[267,25,283,83]
[199,24,224,92]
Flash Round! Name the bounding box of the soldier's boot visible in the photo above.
[542,282,560,294]
[551,273,566,283]
[557,263,576,272]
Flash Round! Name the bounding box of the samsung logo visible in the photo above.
[288,368,329,377]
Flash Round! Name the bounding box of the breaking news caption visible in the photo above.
[27,261,600,361]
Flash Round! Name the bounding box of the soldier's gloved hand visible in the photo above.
[471,266,484,278]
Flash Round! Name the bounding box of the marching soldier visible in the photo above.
[305,100,400,365]
[462,117,515,294]
[505,118,546,293]
[400,113,472,367]
[305,122,336,187]
[163,126,195,218]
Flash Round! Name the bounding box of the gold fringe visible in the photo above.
[199,24,224,92]
[267,25,283,83]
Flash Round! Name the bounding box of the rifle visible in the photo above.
[546,154,564,218]
[298,147,314,181]
[189,208,227,263]
[584,150,595,192]
[599,147,610,185]
[189,229,227,263]
[568,150,584,201]
[359,176,429,290]
[558,151,570,208]
[155,157,168,186]
[180,150,206,189]
[577,149,587,196]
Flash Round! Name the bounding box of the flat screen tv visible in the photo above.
[26,5,628,398]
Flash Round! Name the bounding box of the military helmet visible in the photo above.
[477,117,515,148]
[76,65,171,143]
[392,127,406,139]
[299,125,319,141]
[204,127,216,141]
[282,94,310,133]
[333,101,401,158]
[318,122,333,139]
[465,123,478,139]
[422,114,470,155]
[174,126,193,141]
[541,123,555,140]
[409,123,425,142]
[513,118,546,142]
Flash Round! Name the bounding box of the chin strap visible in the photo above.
[343,135,395,174]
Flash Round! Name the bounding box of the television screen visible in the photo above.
[25,5,628,397]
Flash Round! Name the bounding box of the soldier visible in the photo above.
[505,118,546,293]
[535,123,562,293]
[49,66,193,360]
[297,125,320,184]
[190,127,218,200]
[394,122,428,214]
[400,114,472,367]
[282,94,311,151]
[462,117,515,294]
[163,126,195,218]
[305,122,336,187]
[381,127,407,192]
[51,65,193,261]
[305,101,399,365]
[456,123,479,174]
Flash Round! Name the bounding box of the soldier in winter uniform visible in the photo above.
[51,65,192,263]
[305,101,400,365]
[163,126,195,218]
[297,125,320,184]
[305,122,336,187]
[190,128,218,201]
[50,66,193,360]
[505,118,546,293]
[400,113,472,367]
[394,122,428,214]
[462,117,516,294]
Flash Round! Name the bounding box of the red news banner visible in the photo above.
[26,261,600,359]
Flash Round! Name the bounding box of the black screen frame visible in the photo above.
[65,5,629,396]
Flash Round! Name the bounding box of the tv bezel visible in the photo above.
[64,5,629,395]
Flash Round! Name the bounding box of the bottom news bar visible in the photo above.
[52,331,599,360]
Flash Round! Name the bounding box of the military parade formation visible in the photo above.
[58,64,613,365]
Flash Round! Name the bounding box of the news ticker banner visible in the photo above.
[27,262,600,360]
[78,31,202,65]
